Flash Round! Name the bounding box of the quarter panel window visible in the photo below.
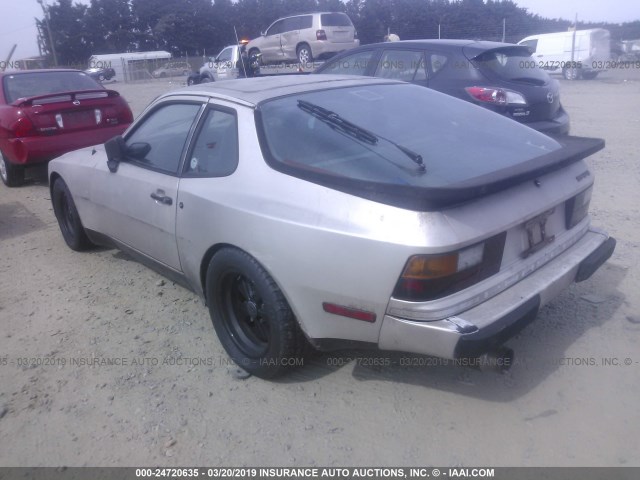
[125,103,201,174]
[430,53,448,75]
[184,108,238,177]
[375,50,425,82]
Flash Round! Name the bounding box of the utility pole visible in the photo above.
[37,0,58,66]
[570,13,578,80]
[502,18,506,42]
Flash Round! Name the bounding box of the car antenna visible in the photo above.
[233,26,248,79]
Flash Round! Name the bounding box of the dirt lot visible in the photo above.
[1,69,639,467]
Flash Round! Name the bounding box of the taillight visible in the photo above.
[393,233,506,302]
[465,86,527,106]
[316,29,327,40]
[565,186,592,229]
[11,116,36,138]
[118,102,134,124]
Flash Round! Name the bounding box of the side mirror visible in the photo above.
[126,142,151,160]
[261,31,266,36]
[105,135,126,173]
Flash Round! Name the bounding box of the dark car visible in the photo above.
[84,67,116,82]
[0,69,133,187]
[315,40,570,135]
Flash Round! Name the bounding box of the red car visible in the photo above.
[0,69,133,186]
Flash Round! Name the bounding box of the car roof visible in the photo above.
[167,74,401,106]
[346,39,522,56]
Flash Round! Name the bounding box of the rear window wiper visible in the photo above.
[297,100,426,173]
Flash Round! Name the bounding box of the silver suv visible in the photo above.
[246,12,359,65]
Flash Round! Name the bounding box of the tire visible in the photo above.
[563,66,582,80]
[206,248,309,378]
[297,44,313,65]
[98,74,105,82]
[187,77,195,86]
[0,152,24,187]
[582,71,599,80]
[51,178,93,251]
[248,48,262,66]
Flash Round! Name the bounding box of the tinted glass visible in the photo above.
[473,47,549,84]
[281,17,300,32]
[321,13,353,27]
[318,50,376,75]
[299,15,313,29]
[185,109,238,177]
[430,53,448,74]
[375,50,425,82]
[259,84,561,188]
[126,103,201,174]
[267,19,283,36]
[3,72,101,103]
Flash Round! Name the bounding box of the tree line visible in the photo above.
[36,0,640,66]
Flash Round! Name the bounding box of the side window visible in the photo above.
[375,50,425,82]
[184,108,238,177]
[216,47,233,63]
[430,53,448,75]
[282,17,301,32]
[267,20,284,36]
[299,15,313,29]
[125,103,201,174]
[320,50,376,75]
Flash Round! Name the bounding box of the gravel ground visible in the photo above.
[0,69,639,467]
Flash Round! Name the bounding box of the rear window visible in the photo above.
[471,47,549,85]
[320,13,353,27]
[258,83,561,193]
[3,71,101,103]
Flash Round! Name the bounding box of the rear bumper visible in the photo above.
[1,124,129,165]
[520,106,571,136]
[378,229,615,359]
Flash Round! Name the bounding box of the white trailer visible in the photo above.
[88,51,172,82]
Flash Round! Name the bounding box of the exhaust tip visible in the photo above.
[478,346,514,373]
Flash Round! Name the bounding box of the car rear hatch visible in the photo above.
[320,13,355,43]
[465,45,561,123]
[12,90,126,135]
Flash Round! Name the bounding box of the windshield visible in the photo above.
[3,71,102,103]
[258,83,561,190]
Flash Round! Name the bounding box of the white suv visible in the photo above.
[246,12,359,65]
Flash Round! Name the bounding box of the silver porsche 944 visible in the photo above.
[48,75,615,378]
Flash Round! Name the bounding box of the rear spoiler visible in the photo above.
[11,89,120,107]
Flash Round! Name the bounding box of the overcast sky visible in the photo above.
[2,0,640,62]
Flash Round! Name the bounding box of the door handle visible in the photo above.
[150,191,173,205]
